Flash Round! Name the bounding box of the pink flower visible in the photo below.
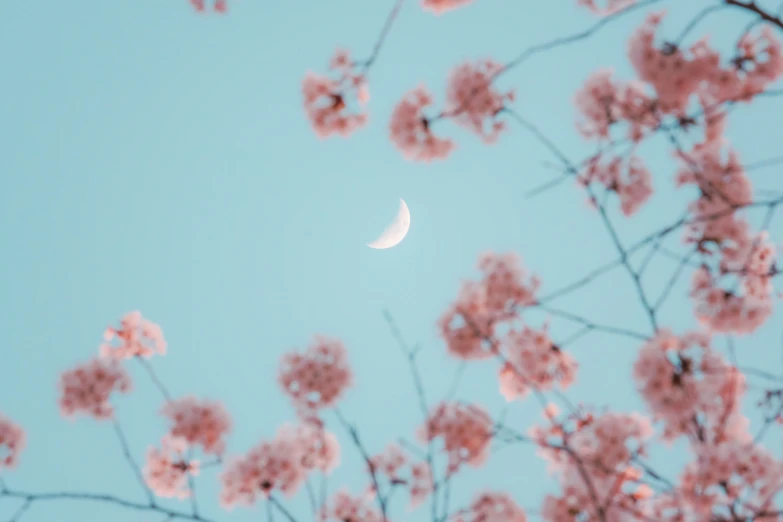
[160,397,232,456]
[579,154,653,216]
[278,336,353,418]
[633,330,748,442]
[445,59,514,143]
[421,0,474,15]
[419,402,493,474]
[279,422,341,474]
[144,436,200,499]
[439,252,541,361]
[0,413,25,469]
[303,49,369,139]
[453,491,527,522]
[574,69,658,142]
[100,311,167,360]
[680,441,783,517]
[368,444,433,508]
[58,358,132,420]
[389,86,455,162]
[321,490,384,522]
[220,423,332,508]
[499,324,578,401]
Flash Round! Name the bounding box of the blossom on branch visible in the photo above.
[418,402,493,474]
[58,358,132,420]
[634,329,748,442]
[389,86,456,162]
[445,59,514,143]
[278,335,353,419]
[453,491,527,522]
[579,153,653,216]
[0,413,25,469]
[302,49,369,139]
[499,324,578,401]
[143,435,200,499]
[160,396,232,456]
[100,310,167,360]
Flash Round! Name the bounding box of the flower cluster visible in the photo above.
[0,413,25,469]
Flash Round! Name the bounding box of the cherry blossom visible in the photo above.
[453,491,527,522]
[579,154,653,216]
[369,443,434,508]
[278,335,353,418]
[143,436,200,499]
[321,489,384,522]
[439,252,541,360]
[419,402,493,474]
[389,86,455,162]
[58,358,132,420]
[220,427,308,507]
[633,329,748,442]
[100,311,167,360]
[499,324,578,401]
[302,49,369,139]
[0,413,25,469]
[160,396,232,455]
[445,59,514,143]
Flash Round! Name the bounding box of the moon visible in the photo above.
[367,198,411,250]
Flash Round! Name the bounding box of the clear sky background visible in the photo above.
[1,1,783,521]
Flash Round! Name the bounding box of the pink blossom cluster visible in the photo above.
[277,335,353,419]
[578,153,654,216]
[574,69,658,142]
[320,489,384,522]
[453,491,528,522]
[368,443,433,508]
[389,86,456,162]
[390,59,512,161]
[439,252,541,360]
[58,358,132,420]
[0,413,25,469]
[673,109,778,334]
[445,59,514,143]
[628,13,782,114]
[143,435,200,499]
[633,330,748,443]
[100,310,167,360]
[219,422,340,507]
[302,49,369,139]
[680,441,783,518]
[160,396,232,455]
[418,402,493,474]
[532,410,654,521]
[190,0,227,12]
[499,324,578,401]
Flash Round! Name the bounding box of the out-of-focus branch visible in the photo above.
[333,408,390,522]
[0,488,211,522]
[111,417,154,505]
[725,0,783,30]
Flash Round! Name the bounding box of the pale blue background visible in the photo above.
[1,1,782,521]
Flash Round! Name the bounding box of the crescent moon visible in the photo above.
[367,198,411,249]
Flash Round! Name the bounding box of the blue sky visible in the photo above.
[1,1,782,521]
